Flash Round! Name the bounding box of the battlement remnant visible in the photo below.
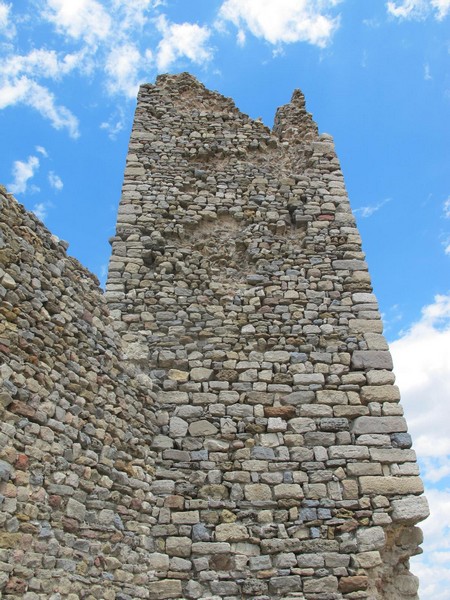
[0,73,428,599]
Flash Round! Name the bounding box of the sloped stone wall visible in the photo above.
[0,189,159,599]
[105,73,428,600]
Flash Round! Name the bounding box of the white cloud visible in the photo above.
[43,0,112,45]
[105,44,149,98]
[390,294,450,463]
[8,155,40,195]
[411,488,450,599]
[353,197,391,218]
[218,0,340,48]
[48,171,63,191]
[0,76,80,137]
[391,295,450,597]
[32,202,48,221]
[443,197,450,218]
[1,48,87,79]
[100,108,126,139]
[0,1,14,38]
[111,0,156,31]
[444,243,450,255]
[424,63,432,80]
[35,146,48,157]
[156,15,213,71]
[387,0,450,20]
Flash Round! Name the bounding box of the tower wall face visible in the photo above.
[105,73,427,599]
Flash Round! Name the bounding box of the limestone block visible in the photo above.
[357,527,386,552]
[349,319,383,333]
[148,580,182,599]
[289,417,316,433]
[268,575,303,595]
[158,391,189,404]
[274,484,303,499]
[264,351,291,363]
[215,523,249,542]
[190,367,213,381]
[148,552,170,570]
[65,498,86,522]
[303,575,338,593]
[352,416,407,434]
[245,484,272,501]
[316,390,348,405]
[172,511,200,524]
[361,385,401,403]
[188,420,218,436]
[360,476,424,495]
[166,536,192,557]
[191,542,231,554]
[169,416,188,437]
[363,333,389,350]
[391,495,430,524]
[351,351,393,370]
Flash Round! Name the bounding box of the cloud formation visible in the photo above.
[48,171,63,191]
[0,1,14,37]
[156,16,213,71]
[387,0,450,20]
[353,198,391,218]
[391,293,450,463]
[390,294,450,597]
[43,0,112,45]
[218,0,341,47]
[8,155,40,195]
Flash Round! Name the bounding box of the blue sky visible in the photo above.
[0,0,449,596]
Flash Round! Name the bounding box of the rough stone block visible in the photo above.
[360,476,424,495]
[352,416,407,434]
[351,351,393,370]
[391,496,430,524]
[148,580,182,599]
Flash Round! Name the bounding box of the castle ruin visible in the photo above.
[0,73,428,599]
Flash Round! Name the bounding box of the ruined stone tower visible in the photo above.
[104,73,429,598]
[0,72,428,600]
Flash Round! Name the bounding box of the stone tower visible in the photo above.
[105,73,429,599]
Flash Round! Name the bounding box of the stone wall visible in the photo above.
[0,72,429,600]
[105,73,428,600]
[0,189,160,599]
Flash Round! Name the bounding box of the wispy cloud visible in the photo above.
[218,0,340,48]
[387,0,450,21]
[424,62,432,80]
[100,108,126,139]
[48,171,63,191]
[8,155,40,194]
[0,76,80,137]
[32,201,48,221]
[0,1,15,38]
[443,196,450,218]
[35,145,48,157]
[353,197,391,218]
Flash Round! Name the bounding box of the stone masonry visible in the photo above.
[0,72,428,600]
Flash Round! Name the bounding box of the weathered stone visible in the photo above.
[148,580,182,599]
[351,351,393,370]
[352,416,407,434]
[360,476,424,495]
[188,420,218,436]
[391,496,430,524]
